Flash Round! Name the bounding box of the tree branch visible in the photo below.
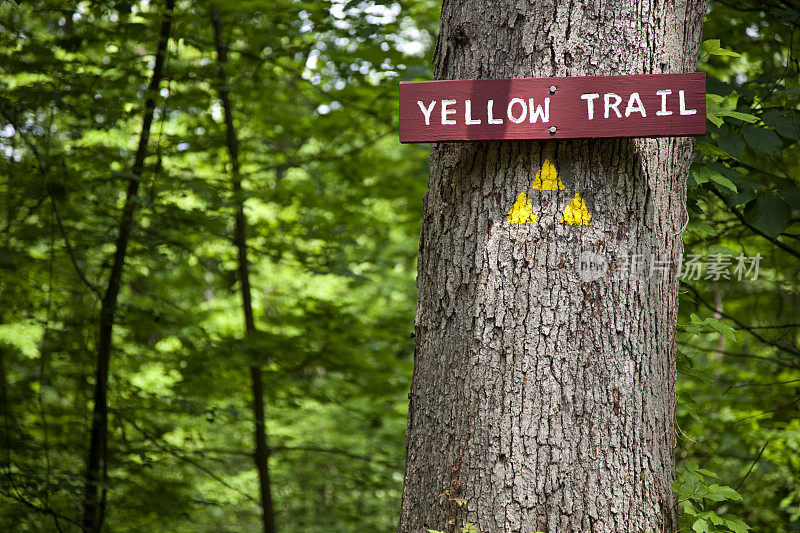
[49,192,102,300]
[684,284,800,357]
[711,188,800,261]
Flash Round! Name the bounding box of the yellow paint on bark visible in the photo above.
[505,161,593,226]
[561,193,592,225]
[507,192,537,224]
[531,159,565,190]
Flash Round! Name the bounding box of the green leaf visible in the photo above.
[685,366,715,385]
[706,318,737,342]
[692,517,710,533]
[689,314,737,342]
[717,133,745,157]
[680,499,699,516]
[708,484,743,501]
[780,186,800,210]
[708,173,737,192]
[687,221,717,237]
[708,244,738,255]
[702,39,741,57]
[692,165,737,192]
[745,193,791,238]
[692,166,709,184]
[696,468,720,479]
[762,109,800,140]
[696,142,731,158]
[742,125,783,154]
[703,39,721,53]
[678,395,702,423]
[715,110,758,123]
[703,492,728,502]
[706,112,724,128]
[722,515,751,533]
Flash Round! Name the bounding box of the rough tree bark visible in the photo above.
[398,2,706,533]
[82,2,175,531]
[210,7,277,533]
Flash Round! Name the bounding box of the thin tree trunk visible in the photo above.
[3,137,12,247]
[398,2,705,533]
[81,2,175,531]
[210,6,277,533]
[711,282,725,361]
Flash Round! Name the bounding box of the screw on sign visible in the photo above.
[398,72,706,142]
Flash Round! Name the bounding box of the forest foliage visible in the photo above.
[0,0,798,532]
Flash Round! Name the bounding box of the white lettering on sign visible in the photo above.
[487,100,503,124]
[604,93,623,118]
[399,73,706,142]
[580,89,698,120]
[414,89,698,127]
[581,93,600,120]
[624,92,646,117]
[529,97,550,123]
[418,97,550,126]
[656,90,673,116]
[507,98,527,124]
[417,100,436,125]
[679,90,697,115]
[441,99,456,125]
[465,99,481,125]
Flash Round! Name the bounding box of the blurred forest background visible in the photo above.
[0,0,798,531]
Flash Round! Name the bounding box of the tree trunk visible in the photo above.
[398,2,705,533]
[81,1,175,531]
[210,7,277,533]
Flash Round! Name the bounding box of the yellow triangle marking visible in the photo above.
[561,193,592,225]
[507,192,538,224]
[531,159,564,190]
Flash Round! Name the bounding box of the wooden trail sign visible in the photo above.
[398,72,706,143]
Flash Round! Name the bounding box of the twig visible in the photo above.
[711,189,800,261]
[685,284,800,357]
[49,192,102,300]
[735,442,769,491]
[735,395,800,422]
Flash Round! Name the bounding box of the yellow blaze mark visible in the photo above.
[531,159,565,191]
[561,193,592,225]
[507,192,538,224]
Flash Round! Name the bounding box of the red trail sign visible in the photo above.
[398,72,706,143]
